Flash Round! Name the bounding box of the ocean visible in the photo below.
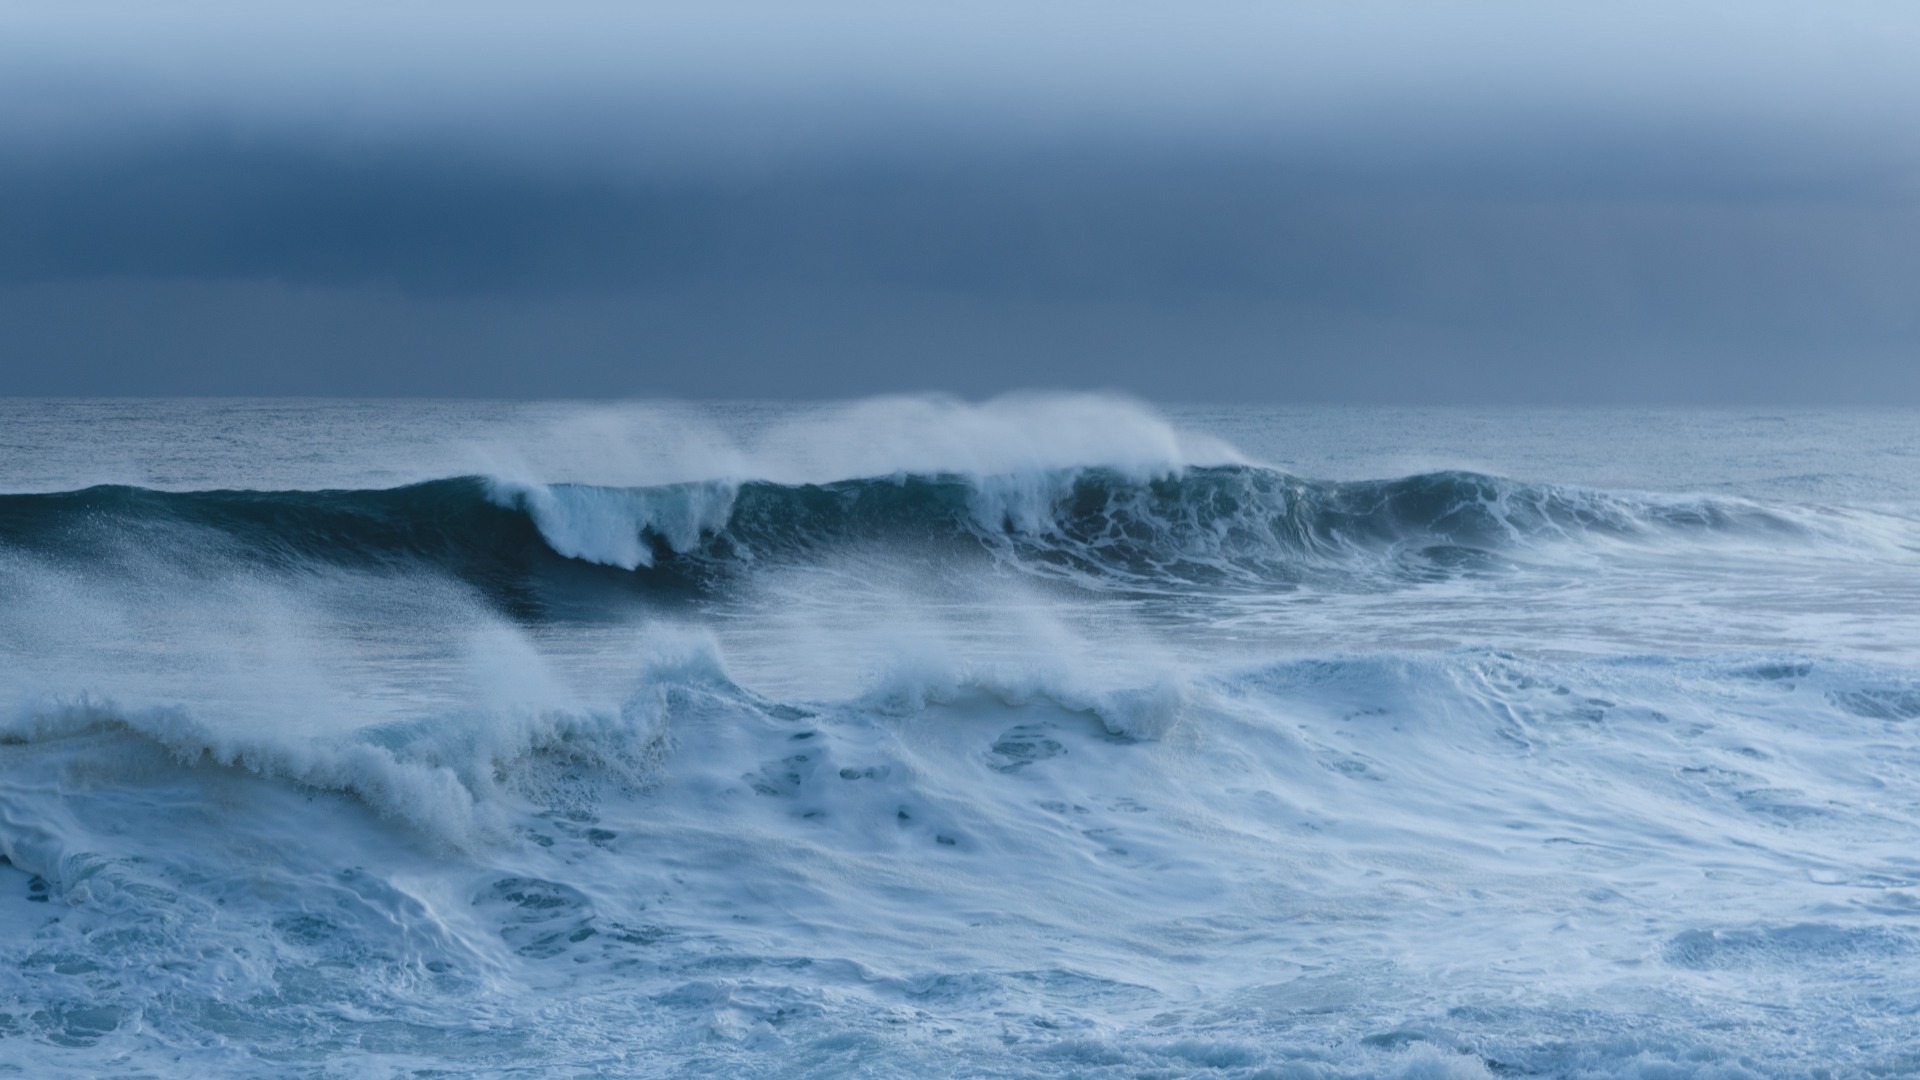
[2,396,1917,1078]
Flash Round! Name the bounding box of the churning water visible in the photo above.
[3,397,1918,1078]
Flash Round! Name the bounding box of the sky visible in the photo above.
[2,1,1917,402]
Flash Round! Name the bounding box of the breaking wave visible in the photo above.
[0,466,1850,600]
[7,398,1920,1078]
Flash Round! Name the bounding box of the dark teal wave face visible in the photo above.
[0,467,1818,619]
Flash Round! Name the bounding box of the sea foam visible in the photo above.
[5,400,1920,1078]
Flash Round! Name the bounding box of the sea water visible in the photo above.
[1,397,1917,1078]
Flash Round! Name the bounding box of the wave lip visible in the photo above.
[486,477,740,570]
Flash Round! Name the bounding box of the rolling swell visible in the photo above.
[0,477,580,615]
[0,467,1813,601]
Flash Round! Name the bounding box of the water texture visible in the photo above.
[2,397,1918,1078]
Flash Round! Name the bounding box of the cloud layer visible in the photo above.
[4,2,1918,400]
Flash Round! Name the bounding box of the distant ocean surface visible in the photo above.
[3,397,1918,1079]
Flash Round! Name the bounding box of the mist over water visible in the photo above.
[3,397,1919,1077]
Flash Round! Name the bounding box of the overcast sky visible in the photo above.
[3,1,1917,401]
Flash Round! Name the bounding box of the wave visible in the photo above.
[0,692,669,855]
[0,466,1852,602]
[0,638,1184,858]
[7,642,1920,1075]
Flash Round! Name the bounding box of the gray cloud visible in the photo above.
[2,2,1917,400]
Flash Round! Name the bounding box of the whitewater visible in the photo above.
[2,397,1918,1079]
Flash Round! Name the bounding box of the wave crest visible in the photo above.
[0,466,1851,600]
[0,675,684,853]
